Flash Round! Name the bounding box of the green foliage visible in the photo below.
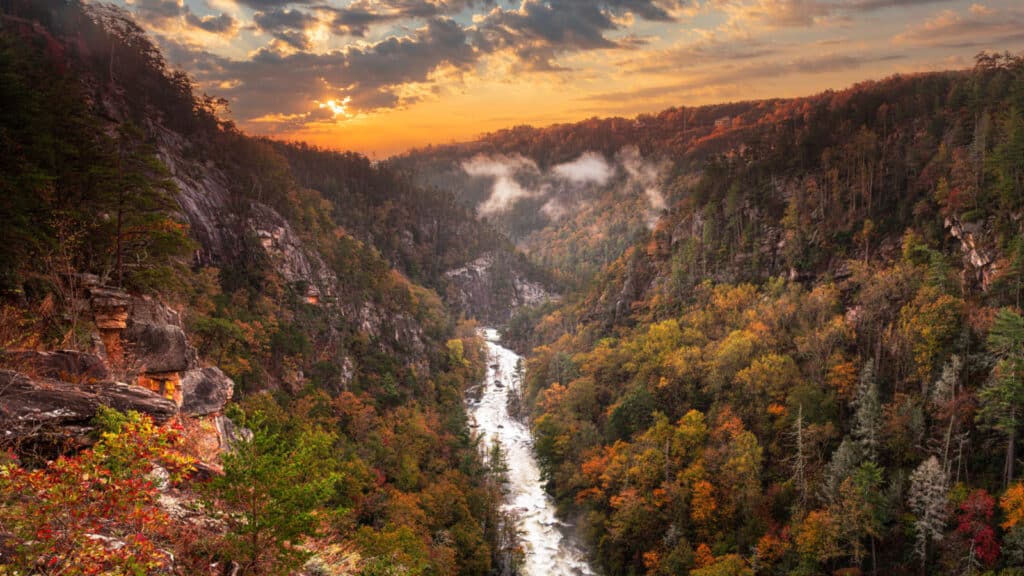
[204,398,340,575]
[978,308,1024,486]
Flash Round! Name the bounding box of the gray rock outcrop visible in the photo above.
[0,370,178,439]
[180,367,234,416]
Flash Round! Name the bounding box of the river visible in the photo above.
[467,328,597,576]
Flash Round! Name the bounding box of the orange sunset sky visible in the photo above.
[117,0,1024,157]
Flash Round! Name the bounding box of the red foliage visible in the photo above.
[0,412,195,575]
[956,489,1000,567]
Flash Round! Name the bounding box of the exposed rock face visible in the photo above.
[89,286,131,364]
[180,367,234,416]
[946,217,999,290]
[0,350,110,381]
[0,370,178,438]
[444,252,552,323]
[247,203,337,302]
[125,296,198,374]
[156,127,236,265]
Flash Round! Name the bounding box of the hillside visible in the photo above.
[494,53,1024,575]
[0,2,531,574]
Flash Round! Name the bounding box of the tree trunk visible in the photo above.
[1006,430,1016,488]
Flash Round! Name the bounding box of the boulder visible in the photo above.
[125,297,198,373]
[0,370,178,439]
[0,350,110,381]
[180,367,234,416]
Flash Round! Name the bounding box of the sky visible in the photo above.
[117,0,1024,157]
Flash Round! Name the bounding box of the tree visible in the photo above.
[204,404,340,575]
[953,489,1000,573]
[795,509,841,566]
[977,308,1024,487]
[104,122,191,289]
[909,456,949,572]
[853,360,882,462]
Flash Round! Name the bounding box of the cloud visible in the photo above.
[552,152,615,185]
[580,51,904,105]
[125,0,238,36]
[184,11,237,34]
[463,146,669,227]
[462,153,543,216]
[253,8,320,49]
[893,5,1024,48]
[618,35,778,74]
[319,0,491,37]
[713,0,833,29]
[618,146,667,226]
[235,0,312,9]
[126,0,185,22]
[841,0,956,12]
[471,0,693,70]
[159,16,477,124]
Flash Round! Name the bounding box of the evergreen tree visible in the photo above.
[977,308,1024,487]
[103,122,191,289]
[204,405,340,575]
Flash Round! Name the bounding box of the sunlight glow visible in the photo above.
[317,97,352,119]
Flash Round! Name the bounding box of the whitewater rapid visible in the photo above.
[467,328,597,576]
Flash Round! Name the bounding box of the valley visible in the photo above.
[3,1,1024,575]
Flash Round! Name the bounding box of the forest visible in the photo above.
[493,52,1024,575]
[3,0,1024,574]
[0,1,520,574]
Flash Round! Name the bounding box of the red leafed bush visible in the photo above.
[0,410,195,575]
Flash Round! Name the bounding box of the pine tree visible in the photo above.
[103,122,190,289]
[977,308,1024,487]
[204,406,339,575]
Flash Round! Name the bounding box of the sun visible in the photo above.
[317,97,352,118]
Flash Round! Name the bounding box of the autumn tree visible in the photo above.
[952,489,1000,573]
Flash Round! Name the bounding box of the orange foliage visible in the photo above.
[826,358,859,401]
[694,543,715,568]
[642,550,661,570]
[1001,482,1024,530]
[691,480,718,524]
